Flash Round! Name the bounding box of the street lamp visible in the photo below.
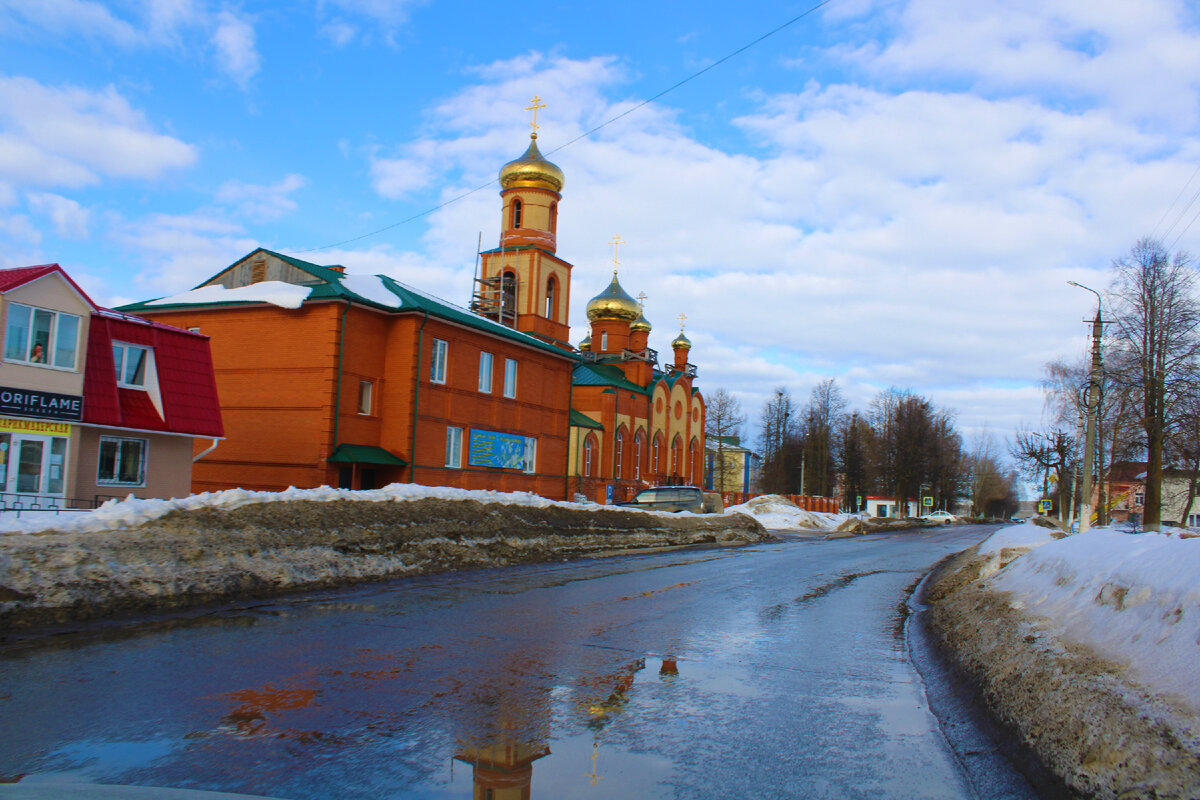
[1067,280,1103,533]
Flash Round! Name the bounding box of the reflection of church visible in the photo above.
[455,741,551,800]
[121,100,704,504]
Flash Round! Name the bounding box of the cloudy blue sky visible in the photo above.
[3,0,1200,448]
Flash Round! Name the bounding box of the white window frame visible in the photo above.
[503,358,518,398]
[112,342,152,388]
[446,426,463,468]
[3,302,81,370]
[430,339,448,384]
[615,431,624,480]
[357,380,373,415]
[478,351,493,393]
[584,437,593,477]
[523,436,537,474]
[97,436,147,486]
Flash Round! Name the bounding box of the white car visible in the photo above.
[920,510,956,525]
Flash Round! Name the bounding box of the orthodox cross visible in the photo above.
[526,95,546,134]
[677,312,687,330]
[637,291,647,309]
[610,234,625,272]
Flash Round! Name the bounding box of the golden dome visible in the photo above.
[630,312,652,333]
[671,329,692,350]
[579,335,592,352]
[586,273,640,322]
[499,134,564,192]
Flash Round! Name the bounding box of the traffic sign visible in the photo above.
[922,496,933,507]
[1038,499,1052,513]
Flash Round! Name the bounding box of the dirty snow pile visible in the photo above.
[725,494,844,531]
[0,483,607,536]
[981,523,1200,712]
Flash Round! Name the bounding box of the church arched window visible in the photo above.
[615,429,625,480]
[511,198,523,228]
[545,275,557,319]
[584,435,595,477]
[634,432,644,481]
[501,272,517,322]
[601,331,608,351]
[549,202,558,233]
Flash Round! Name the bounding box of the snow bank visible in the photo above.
[0,483,611,536]
[0,491,769,630]
[924,525,1200,798]
[990,528,1200,712]
[723,495,843,531]
[977,521,1059,555]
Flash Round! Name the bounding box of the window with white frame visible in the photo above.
[523,437,537,474]
[430,339,448,384]
[634,436,643,481]
[615,431,624,479]
[4,303,80,369]
[479,351,493,393]
[584,437,594,477]
[503,358,517,398]
[97,436,147,485]
[358,380,373,415]
[112,342,151,387]
[446,426,463,468]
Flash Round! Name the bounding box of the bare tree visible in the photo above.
[705,388,746,492]
[838,411,872,511]
[757,388,797,493]
[800,378,847,496]
[1108,238,1200,530]
[1011,426,1076,519]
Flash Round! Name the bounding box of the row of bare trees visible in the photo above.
[1017,237,1200,531]
[740,380,1015,515]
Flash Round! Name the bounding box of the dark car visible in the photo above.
[617,485,705,513]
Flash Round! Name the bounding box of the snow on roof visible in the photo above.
[340,273,403,309]
[987,526,1200,713]
[147,281,312,309]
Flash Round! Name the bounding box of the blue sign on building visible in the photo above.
[468,429,534,471]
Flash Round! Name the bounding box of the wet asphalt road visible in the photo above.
[0,524,1043,799]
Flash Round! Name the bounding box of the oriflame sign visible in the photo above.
[0,386,83,421]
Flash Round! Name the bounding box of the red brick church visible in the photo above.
[123,109,705,502]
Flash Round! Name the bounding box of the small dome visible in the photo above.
[579,335,592,352]
[630,312,652,333]
[586,273,640,322]
[671,329,692,350]
[499,134,564,193]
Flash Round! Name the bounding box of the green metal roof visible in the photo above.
[117,248,577,360]
[327,443,408,466]
[572,362,650,395]
[569,409,604,430]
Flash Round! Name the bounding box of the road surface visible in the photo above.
[0,524,1049,799]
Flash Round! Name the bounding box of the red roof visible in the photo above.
[83,311,224,438]
[0,264,97,308]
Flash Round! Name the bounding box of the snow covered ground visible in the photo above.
[723,495,846,530]
[978,522,1200,713]
[0,483,644,536]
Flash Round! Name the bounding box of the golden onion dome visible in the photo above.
[671,329,692,350]
[579,334,592,352]
[586,272,640,322]
[499,134,564,192]
[630,312,652,333]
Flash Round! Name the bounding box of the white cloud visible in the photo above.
[322,0,424,26]
[320,20,357,47]
[349,36,1200,435]
[26,192,90,239]
[114,212,258,293]
[0,212,39,245]
[215,173,308,222]
[0,0,141,45]
[212,10,260,90]
[0,77,197,188]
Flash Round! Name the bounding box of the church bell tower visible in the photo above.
[473,97,573,348]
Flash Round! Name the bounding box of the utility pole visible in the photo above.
[1069,281,1103,533]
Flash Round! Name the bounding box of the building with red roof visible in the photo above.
[1,264,222,508]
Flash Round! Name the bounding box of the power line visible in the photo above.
[1150,162,1200,241]
[292,0,834,254]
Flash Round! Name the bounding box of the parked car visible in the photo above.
[1009,516,1027,524]
[920,510,956,526]
[617,486,705,513]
